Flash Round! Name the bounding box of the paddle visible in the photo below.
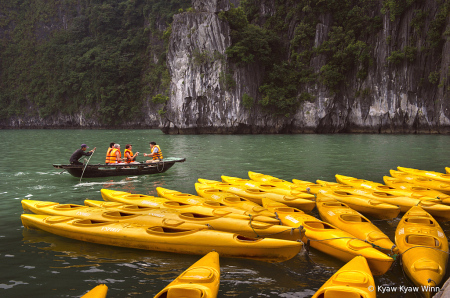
[79,149,96,183]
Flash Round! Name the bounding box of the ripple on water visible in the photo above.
[0,280,28,289]
[28,185,56,190]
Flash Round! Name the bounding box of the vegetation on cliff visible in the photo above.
[0,0,190,123]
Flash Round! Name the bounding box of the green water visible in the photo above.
[2,129,450,297]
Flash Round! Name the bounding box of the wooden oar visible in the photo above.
[79,150,95,183]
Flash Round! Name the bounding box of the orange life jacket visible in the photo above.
[152,145,163,160]
[110,148,122,163]
[105,148,114,163]
[124,149,134,163]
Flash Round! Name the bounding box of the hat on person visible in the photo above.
[81,144,89,148]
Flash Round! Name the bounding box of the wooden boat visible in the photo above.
[52,158,185,178]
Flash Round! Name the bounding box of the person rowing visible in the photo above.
[69,144,96,165]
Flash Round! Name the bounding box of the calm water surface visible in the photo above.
[1,130,450,297]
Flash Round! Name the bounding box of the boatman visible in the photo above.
[69,144,96,165]
[105,142,115,164]
[124,144,139,164]
[144,141,163,163]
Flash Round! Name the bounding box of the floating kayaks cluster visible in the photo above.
[21,166,450,297]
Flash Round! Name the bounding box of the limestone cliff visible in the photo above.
[163,0,450,134]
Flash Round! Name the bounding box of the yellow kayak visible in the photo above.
[21,214,302,263]
[195,183,276,218]
[262,198,394,275]
[316,197,397,253]
[318,184,450,220]
[317,188,401,220]
[154,252,219,298]
[156,187,276,221]
[446,167,450,174]
[384,176,450,201]
[198,179,316,212]
[395,206,448,298]
[221,176,315,200]
[398,166,450,184]
[336,174,440,202]
[248,171,300,189]
[390,169,450,196]
[82,285,108,298]
[21,199,207,230]
[100,189,275,223]
[84,200,303,241]
[311,256,375,298]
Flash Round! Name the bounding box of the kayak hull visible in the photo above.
[395,206,448,298]
[21,214,302,263]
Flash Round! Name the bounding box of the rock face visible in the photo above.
[163,0,450,134]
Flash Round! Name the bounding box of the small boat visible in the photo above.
[383,176,450,201]
[198,179,316,213]
[21,214,302,263]
[85,199,303,241]
[195,183,275,218]
[390,169,450,196]
[82,284,108,298]
[398,166,450,184]
[221,176,315,200]
[100,189,278,224]
[395,206,448,298]
[53,157,186,178]
[154,252,220,298]
[311,256,376,298]
[316,197,397,252]
[262,198,394,275]
[335,174,440,202]
[317,188,401,220]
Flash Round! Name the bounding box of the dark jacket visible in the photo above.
[69,149,92,163]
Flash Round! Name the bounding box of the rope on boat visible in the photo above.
[79,150,95,183]
[156,159,165,173]
[274,212,282,225]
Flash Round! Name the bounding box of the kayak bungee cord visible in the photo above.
[79,149,95,183]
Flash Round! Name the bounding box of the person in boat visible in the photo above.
[69,144,96,165]
[109,144,123,164]
[124,144,139,164]
[105,142,115,164]
[144,141,163,163]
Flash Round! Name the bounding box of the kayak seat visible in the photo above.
[224,197,247,203]
[340,215,367,223]
[72,219,113,226]
[406,235,439,247]
[333,191,353,196]
[319,289,363,298]
[179,268,216,283]
[405,218,434,225]
[102,211,139,219]
[167,288,204,298]
[203,201,226,207]
[276,207,302,213]
[122,205,157,211]
[235,235,262,242]
[323,202,347,208]
[124,194,148,199]
[246,189,265,194]
[180,213,215,219]
[147,226,194,234]
[54,204,85,210]
[202,189,222,193]
[260,184,277,188]
[304,221,335,230]
[174,194,195,197]
[164,201,191,207]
